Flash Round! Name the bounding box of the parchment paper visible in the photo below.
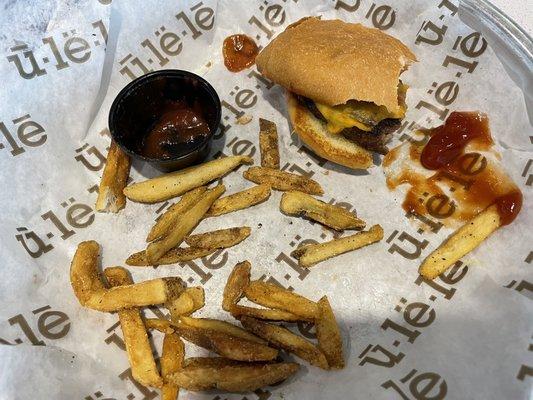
[0,1,531,399]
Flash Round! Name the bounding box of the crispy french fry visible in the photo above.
[95,141,131,213]
[280,191,365,230]
[222,261,251,311]
[171,320,277,362]
[168,360,299,392]
[183,357,241,368]
[243,166,323,195]
[230,305,303,322]
[240,316,328,369]
[292,224,384,268]
[146,186,207,242]
[179,316,266,344]
[185,227,251,250]
[244,280,318,320]
[123,155,252,203]
[167,287,205,320]
[161,333,185,400]
[206,184,271,217]
[316,296,344,369]
[420,204,501,279]
[259,118,280,169]
[104,267,163,388]
[146,185,225,263]
[70,241,184,311]
[145,318,175,334]
[126,246,215,266]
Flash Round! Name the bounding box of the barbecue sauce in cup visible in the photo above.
[141,100,211,159]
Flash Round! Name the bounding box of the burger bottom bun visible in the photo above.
[287,92,373,170]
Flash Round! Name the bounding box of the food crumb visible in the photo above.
[236,114,253,125]
[205,61,212,68]
[322,170,330,175]
[258,223,263,228]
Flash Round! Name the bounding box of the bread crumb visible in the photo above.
[236,114,253,125]
[322,170,330,175]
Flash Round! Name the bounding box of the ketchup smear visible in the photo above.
[420,111,522,225]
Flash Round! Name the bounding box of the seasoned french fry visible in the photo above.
[146,186,207,242]
[243,166,324,195]
[70,241,184,311]
[316,296,344,369]
[259,118,280,169]
[240,316,328,369]
[185,227,251,250]
[230,305,302,322]
[179,316,266,344]
[280,191,365,230]
[222,261,251,311]
[168,360,299,392]
[244,280,318,320]
[183,357,241,368]
[146,185,225,263]
[206,184,271,217]
[167,287,205,320]
[161,333,184,400]
[126,247,215,266]
[172,320,277,361]
[104,267,163,388]
[420,204,501,279]
[292,224,384,268]
[145,318,175,334]
[123,155,252,203]
[95,141,131,213]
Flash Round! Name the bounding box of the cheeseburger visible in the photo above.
[255,17,416,169]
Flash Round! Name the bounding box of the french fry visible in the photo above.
[230,305,302,322]
[185,227,251,250]
[259,118,280,169]
[145,318,175,334]
[123,155,252,203]
[170,320,278,361]
[95,141,131,213]
[240,316,328,369]
[280,191,365,231]
[167,360,299,392]
[179,316,266,344]
[292,224,384,268]
[146,186,207,242]
[126,246,215,267]
[222,261,251,311]
[243,167,324,195]
[316,296,344,369]
[244,280,318,320]
[183,357,241,368]
[146,185,225,263]
[161,333,185,400]
[419,204,501,279]
[206,184,271,217]
[104,267,163,388]
[70,241,184,311]
[167,287,205,320]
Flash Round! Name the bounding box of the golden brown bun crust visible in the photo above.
[256,17,416,112]
[287,92,373,170]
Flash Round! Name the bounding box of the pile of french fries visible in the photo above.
[73,115,507,397]
[71,240,343,395]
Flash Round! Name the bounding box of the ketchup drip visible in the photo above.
[223,34,259,72]
[420,111,522,226]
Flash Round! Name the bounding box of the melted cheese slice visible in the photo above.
[315,83,408,134]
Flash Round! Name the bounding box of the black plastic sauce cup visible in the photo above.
[109,70,221,172]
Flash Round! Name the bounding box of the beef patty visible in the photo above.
[297,96,401,155]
